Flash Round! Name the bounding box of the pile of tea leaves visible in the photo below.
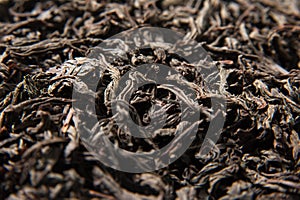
[0,0,299,199]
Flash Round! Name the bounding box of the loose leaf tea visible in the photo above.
[0,0,299,199]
